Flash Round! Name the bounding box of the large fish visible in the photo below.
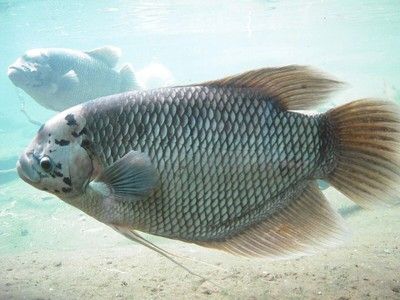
[16,66,400,260]
[7,46,137,111]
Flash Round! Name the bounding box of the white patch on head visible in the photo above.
[19,105,93,198]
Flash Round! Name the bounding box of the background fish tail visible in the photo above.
[325,99,400,208]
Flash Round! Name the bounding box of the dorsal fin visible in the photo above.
[197,65,344,110]
[196,181,347,259]
[85,46,121,68]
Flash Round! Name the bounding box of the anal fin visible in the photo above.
[197,181,347,259]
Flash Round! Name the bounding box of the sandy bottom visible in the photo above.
[1,188,400,300]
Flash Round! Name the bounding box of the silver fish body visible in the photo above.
[17,66,400,258]
[8,46,137,111]
[77,86,332,241]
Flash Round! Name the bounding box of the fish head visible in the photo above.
[7,49,55,93]
[16,107,93,199]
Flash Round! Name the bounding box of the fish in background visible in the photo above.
[16,66,400,264]
[7,46,138,111]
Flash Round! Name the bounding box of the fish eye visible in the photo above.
[40,156,52,172]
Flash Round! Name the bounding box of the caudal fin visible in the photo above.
[326,99,400,208]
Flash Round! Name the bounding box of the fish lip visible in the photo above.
[16,157,41,184]
[7,66,24,86]
[7,65,23,73]
[16,161,30,183]
[8,67,42,88]
[7,66,20,77]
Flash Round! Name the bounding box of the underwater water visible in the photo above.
[1,0,400,299]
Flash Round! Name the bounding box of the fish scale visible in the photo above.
[82,85,326,241]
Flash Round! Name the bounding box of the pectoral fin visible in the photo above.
[58,70,79,91]
[90,150,158,202]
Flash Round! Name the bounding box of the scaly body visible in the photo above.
[74,86,332,242]
[17,66,400,258]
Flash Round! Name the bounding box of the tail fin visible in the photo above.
[120,63,138,91]
[326,99,400,208]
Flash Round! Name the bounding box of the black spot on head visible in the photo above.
[42,187,48,191]
[55,139,70,146]
[54,189,60,193]
[80,127,87,135]
[71,127,87,138]
[65,114,77,126]
[56,163,62,169]
[48,133,51,137]
[54,170,63,177]
[62,187,72,193]
[63,177,72,186]
[48,140,51,144]
[81,139,90,148]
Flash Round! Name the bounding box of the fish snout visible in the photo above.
[7,60,39,86]
[7,65,19,77]
[7,65,26,86]
[16,153,41,183]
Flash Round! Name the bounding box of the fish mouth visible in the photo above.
[7,65,20,76]
[16,154,41,184]
[7,64,42,88]
[7,66,26,86]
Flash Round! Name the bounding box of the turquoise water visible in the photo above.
[0,0,400,297]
